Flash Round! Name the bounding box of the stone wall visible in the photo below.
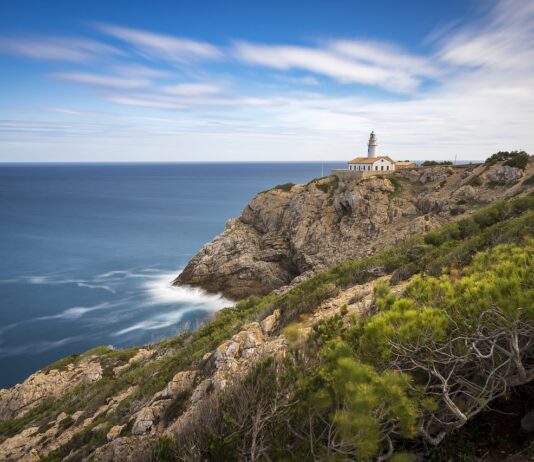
[330,169,389,180]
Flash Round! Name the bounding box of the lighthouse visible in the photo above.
[367,131,377,158]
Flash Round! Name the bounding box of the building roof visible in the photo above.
[348,156,396,164]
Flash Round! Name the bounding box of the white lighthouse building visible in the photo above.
[367,131,378,158]
[347,131,396,172]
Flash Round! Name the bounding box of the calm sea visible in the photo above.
[0,162,344,387]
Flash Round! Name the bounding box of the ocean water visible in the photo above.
[0,162,344,387]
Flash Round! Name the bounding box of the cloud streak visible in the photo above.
[0,0,533,161]
[234,41,431,92]
[0,36,122,62]
[96,23,222,63]
[52,72,151,89]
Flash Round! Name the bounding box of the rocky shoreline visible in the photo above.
[175,161,531,299]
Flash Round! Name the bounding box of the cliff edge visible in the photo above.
[175,160,533,299]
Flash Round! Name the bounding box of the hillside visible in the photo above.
[175,158,533,299]
[0,155,533,461]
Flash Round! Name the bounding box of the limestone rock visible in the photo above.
[488,165,523,185]
[107,424,126,441]
[81,361,103,384]
[190,379,213,405]
[174,162,532,299]
[161,370,196,399]
[0,358,103,420]
[92,436,152,462]
[418,166,454,184]
[132,407,156,435]
[261,309,281,335]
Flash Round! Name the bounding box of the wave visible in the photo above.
[142,271,230,306]
[95,269,161,280]
[5,274,116,293]
[37,302,112,321]
[113,273,232,336]
[0,337,76,358]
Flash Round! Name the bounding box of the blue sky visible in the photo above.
[0,0,533,162]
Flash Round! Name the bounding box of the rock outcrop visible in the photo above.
[175,159,534,299]
[0,356,103,421]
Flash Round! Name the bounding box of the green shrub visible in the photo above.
[421,160,453,166]
[162,390,192,424]
[523,174,534,186]
[485,150,529,169]
[466,175,482,186]
[151,436,180,461]
[273,182,294,192]
[314,175,339,195]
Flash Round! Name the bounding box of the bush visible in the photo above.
[273,183,294,192]
[485,150,529,169]
[314,175,339,195]
[421,161,453,166]
[524,174,534,186]
[466,175,482,186]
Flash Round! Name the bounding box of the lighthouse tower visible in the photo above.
[367,131,377,158]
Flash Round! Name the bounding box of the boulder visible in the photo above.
[261,309,281,335]
[161,371,196,399]
[488,165,523,185]
[106,424,125,441]
[132,407,156,435]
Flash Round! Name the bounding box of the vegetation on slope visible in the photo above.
[420,161,453,166]
[485,150,529,170]
[3,195,533,460]
[151,195,534,461]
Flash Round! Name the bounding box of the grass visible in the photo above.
[376,174,403,197]
[314,175,339,196]
[0,398,56,442]
[466,174,482,186]
[523,174,534,186]
[44,345,138,373]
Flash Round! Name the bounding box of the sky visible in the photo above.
[0,0,533,162]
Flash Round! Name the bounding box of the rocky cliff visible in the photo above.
[1,157,533,462]
[175,160,534,299]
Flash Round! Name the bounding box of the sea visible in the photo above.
[0,162,345,388]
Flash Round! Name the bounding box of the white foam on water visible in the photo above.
[113,272,232,336]
[143,271,229,306]
[76,282,116,294]
[38,302,112,321]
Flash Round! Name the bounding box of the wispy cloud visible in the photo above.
[439,0,534,70]
[96,23,222,63]
[274,74,320,86]
[111,64,173,79]
[52,72,151,89]
[1,0,533,162]
[163,83,221,96]
[0,36,122,62]
[329,40,439,78]
[233,41,429,92]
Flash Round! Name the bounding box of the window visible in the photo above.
[387,166,389,170]
[381,165,384,170]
